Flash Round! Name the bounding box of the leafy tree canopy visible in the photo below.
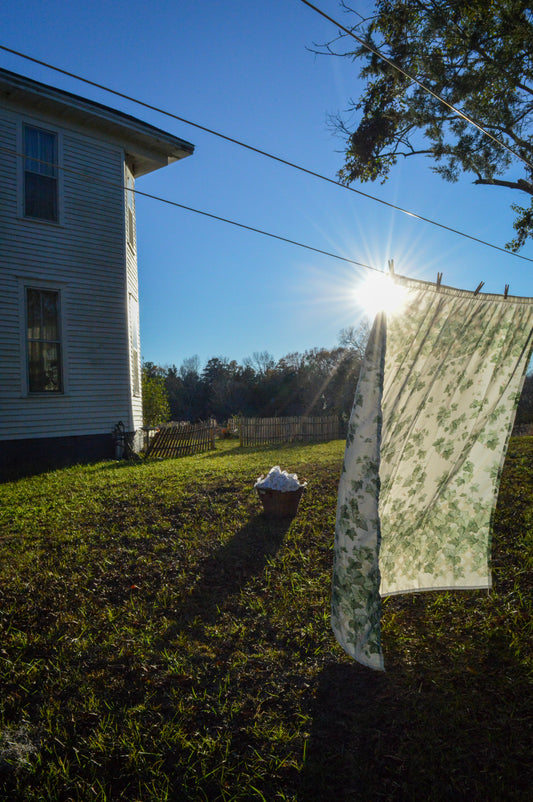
[324,0,533,249]
[142,365,171,427]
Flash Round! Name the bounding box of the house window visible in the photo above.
[23,124,59,221]
[125,169,135,249]
[26,287,63,393]
[129,295,140,396]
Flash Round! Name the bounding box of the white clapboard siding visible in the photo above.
[0,103,139,441]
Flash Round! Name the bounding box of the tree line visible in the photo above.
[142,326,369,426]
[142,323,533,430]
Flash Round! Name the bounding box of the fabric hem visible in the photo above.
[332,626,385,672]
[381,581,491,597]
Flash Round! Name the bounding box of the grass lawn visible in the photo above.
[0,437,532,801]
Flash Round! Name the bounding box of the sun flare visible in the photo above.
[355,272,409,319]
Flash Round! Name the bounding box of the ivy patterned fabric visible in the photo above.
[332,275,533,671]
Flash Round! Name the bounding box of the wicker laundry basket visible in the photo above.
[256,486,305,518]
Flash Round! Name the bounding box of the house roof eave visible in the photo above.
[0,67,194,176]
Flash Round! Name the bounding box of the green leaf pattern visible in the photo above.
[332,313,387,670]
[332,277,533,670]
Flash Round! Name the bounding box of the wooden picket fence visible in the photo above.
[145,421,216,459]
[238,415,341,447]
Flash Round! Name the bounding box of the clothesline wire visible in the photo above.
[0,144,381,273]
[299,0,533,172]
[0,44,531,263]
[4,142,533,272]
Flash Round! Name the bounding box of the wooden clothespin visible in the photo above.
[474,281,485,295]
[504,284,510,298]
[388,259,395,275]
[436,272,443,291]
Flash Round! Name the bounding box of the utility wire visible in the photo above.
[137,189,381,271]
[0,144,380,272]
[0,43,530,262]
[3,139,533,270]
[300,0,533,172]
[4,143,533,268]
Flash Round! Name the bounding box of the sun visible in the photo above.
[355,271,409,319]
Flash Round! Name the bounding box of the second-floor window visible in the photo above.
[23,124,58,221]
[125,168,135,249]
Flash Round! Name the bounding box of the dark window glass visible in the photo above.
[26,288,62,393]
[23,126,58,221]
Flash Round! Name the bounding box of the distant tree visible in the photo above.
[140,339,366,424]
[250,351,276,376]
[202,357,254,420]
[142,361,166,380]
[180,355,201,380]
[142,364,170,426]
[297,345,363,419]
[338,322,370,358]
[175,357,206,421]
[162,365,184,421]
[320,0,533,249]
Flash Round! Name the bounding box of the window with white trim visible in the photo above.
[125,167,135,250]
[23,124,59,221]
[129,294,140,396]
[26,287,63,393]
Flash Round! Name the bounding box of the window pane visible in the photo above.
[130,296,139,345]
[26,288,42,339]
[126,172,134,210]
[26,288,63,393]
[132,348,140,396]
[129,295,140,396]
[24,173,58,221]
[28,342,62,392]
[26,289,60,340]
[41,291,59,340]
[24,126,57,177]
[128,206,135,247]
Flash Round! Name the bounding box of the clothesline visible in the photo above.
[387,260,530,302]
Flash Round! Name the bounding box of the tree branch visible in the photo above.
[473,177,533,194]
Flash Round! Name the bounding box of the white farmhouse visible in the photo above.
[0,68,194,478]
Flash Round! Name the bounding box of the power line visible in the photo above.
[3,140,533,272]
[4,143,533,269]
[0,144,380,272]
[299,0,533,172]
[137,189,382,270]
[0,44,530,262]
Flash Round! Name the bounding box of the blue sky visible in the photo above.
[2,0,532,370]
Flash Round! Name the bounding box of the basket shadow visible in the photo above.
[161,514,291,638]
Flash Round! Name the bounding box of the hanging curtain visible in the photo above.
[332,275,533,671]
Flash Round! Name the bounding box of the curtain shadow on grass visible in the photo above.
[299,651,533,801]
[298,661,390,802]
[161,514,291,638]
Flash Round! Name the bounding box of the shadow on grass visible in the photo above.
[161,514,291,637]
[299,650,533,802]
